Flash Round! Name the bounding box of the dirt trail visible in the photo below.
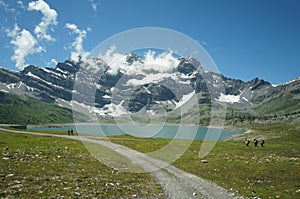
[0,127,240,199]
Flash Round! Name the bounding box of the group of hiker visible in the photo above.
[244,138,264,147]
[67,128,74,136]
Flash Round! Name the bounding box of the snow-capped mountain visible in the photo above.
[0,52,299,121]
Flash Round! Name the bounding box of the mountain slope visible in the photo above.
[0,91,85,124]
[0,53,299,124]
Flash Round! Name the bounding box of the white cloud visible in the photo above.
[65,23,89,62]
[99,46,128,74]
[28,0,57,41]
[51,58,57,65]
[88,0,101,12]
[0,0,17,14]
[44,58,57,67]
[0,0,9,11]
[6,24,43,69]
[17,0,25,9]
[143,50,180,72]
[98,47,180,75]
[6,24,20,37]
[4,0,57,69]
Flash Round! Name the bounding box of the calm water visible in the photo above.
[29,124,245,141]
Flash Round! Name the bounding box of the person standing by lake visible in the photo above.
[254,138,258,147]
[260,138,265,147]
[245,138,250,147]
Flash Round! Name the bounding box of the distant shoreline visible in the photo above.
[25,122,243,131]
[1,122,246,132]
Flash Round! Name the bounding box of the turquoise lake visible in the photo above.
[29,124,245,141]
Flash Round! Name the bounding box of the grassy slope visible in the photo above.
[0,92,86,124]
[0,130,165,198]
[255,94,300,114]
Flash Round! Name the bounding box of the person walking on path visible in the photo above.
[254,138,258,147]
[260,138,265,147]
[245,138,250,147]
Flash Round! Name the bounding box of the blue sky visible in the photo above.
[0,0,299,84]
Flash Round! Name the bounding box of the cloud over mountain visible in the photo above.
[6,24,43,69]
[5,0,58,69]
[28,0,58,42]
[65,23,90,62]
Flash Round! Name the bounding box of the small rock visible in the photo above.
[11,184,22,189]
[109,182,114,186]
[192,192,197,196]
[7,174,14,177]
[2,157,10,160]
[201,160,208,163]
[74,192,80,196]
[132,194,137,198]
[14,180,21,184]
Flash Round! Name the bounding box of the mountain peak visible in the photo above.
[247,77,271,91]
[125,52,143,65]
[177,57,204,75]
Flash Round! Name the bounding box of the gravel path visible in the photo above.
[0,127,240,199]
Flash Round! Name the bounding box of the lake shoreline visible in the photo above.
[27,122,240,131]
[26,122,247,141]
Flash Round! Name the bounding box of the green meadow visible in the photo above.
[110,123,300,198]
[0,130,164,198]
[0,122,299,198]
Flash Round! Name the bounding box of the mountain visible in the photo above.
[0,91,76,124]
[0,53,299,125]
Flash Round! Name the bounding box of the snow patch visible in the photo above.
[0,89,9,93]
[242,97,253,105]
[102,100,127,117]
[56,67,69,75]
[216,93,240,104]
[6,83,17,89]
[282,77,300,86]
[102,95,111,99]
[41,67,67,78]
[26,72,41,80]
[26,72,66,90]
[174,91,196,109]
[125,73,176,86]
